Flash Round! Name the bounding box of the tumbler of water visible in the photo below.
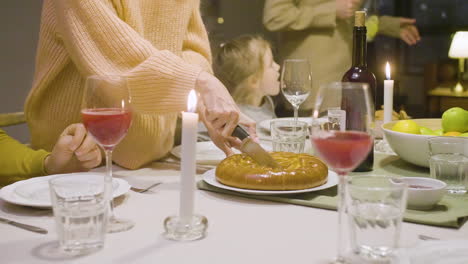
[347,176,407,261]
[49,173,108,254]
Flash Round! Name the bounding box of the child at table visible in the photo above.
[214,35,280,123]
[0,123,102,186]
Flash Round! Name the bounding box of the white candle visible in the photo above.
[180,90,198,222]
[384,62,394,124]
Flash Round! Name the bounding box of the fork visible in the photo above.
[131,182,162,193]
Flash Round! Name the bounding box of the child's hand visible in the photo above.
[44,123,102,175]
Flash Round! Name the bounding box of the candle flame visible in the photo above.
[187,89,197,113]
[385,62,391,80]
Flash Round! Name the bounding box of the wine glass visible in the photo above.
[310,82,375,263]
[281,59,312,122]
[81,75,134,233]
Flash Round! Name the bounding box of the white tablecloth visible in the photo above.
[0,159,467,264]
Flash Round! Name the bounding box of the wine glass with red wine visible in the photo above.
[81,75,134,233]
[310,82,375,263]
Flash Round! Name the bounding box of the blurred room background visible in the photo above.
[1,0,467,143]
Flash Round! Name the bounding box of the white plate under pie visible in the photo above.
[171,141,272,165]
[202,169,338,195]
[0,172,130,208]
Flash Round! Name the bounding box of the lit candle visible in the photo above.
[180,90,198,223]
[384,62,394,124]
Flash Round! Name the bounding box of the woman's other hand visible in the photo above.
[45,123,102,174]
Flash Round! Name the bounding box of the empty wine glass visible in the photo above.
[310,82,375,263]
[81,75,134,233]
[281,59,312,122]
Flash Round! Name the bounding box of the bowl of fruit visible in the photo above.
[382,107,468,167]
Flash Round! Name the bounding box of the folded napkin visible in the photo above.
[197,180,468,228]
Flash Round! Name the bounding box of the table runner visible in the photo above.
[198,153,468,228]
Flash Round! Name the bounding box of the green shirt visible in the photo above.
[0,129,49,186]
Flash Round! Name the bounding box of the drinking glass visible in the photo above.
[270,120,308,153]
[82,75,134,233]
[281,59,312,122]
[310,82,375,263]
[428,136,468,194]
[362,0,380,42]
[49,174,107,254]
[347,176,407,261]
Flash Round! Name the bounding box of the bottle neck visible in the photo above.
[352,27,367,68]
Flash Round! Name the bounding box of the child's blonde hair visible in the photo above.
[214,35,272,105]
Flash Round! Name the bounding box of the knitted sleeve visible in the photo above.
[263,0,336,32]
[378,16,401,39]
[181,5,213,74]
[52,0,203,113]
[0,129,48,186]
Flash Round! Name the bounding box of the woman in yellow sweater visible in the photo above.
[26,0,252,169]
[0,124,102,186]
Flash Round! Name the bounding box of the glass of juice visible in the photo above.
[310,82,375,263]
[81,75,133,233]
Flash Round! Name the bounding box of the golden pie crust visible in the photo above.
[215,152,328,190]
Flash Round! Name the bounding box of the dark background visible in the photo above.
[1,0,467,142]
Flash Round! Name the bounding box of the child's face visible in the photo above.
[258,48,280,96]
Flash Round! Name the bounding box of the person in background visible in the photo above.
[0,123,101,186]
[26,0,254,170]
[263,0,421,114]
[214,35,281,123]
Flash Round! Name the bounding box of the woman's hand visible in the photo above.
[45,123,102,174]
[399,18,420,45]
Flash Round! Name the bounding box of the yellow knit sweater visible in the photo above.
[25,0,212,169]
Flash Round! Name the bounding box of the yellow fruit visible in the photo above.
[391,120,421,134]
[443,131,462,137]
[366,15,379,42]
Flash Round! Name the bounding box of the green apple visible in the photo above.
[441,107,468,133]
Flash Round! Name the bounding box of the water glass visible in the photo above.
[347,176,408,261]
[270,120,308,153]
[428,137,468,194]
[49,174,108,254]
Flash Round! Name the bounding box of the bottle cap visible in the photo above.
[355,11,366,27]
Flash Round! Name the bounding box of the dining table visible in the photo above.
[0,148,467,264]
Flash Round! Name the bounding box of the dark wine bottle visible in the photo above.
[342,11,376,172]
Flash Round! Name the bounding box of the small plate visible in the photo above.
[202,169,338,195]
[171,141,272,165]
[0,173,130,208]
[258,117,328,132]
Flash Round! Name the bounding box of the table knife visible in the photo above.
[232,126,280,168]
[0,217,48,234]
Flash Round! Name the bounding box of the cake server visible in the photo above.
[232,125,280,168]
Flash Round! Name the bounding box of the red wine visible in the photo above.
[82,108,132,149]
[341,11,376,172]
[311,131,373,175]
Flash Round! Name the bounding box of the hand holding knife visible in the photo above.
[231,125,280,168]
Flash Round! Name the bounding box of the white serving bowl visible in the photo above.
[382,119,441,167]
[399,177,446,210]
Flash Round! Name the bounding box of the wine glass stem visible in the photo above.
[105,149,116,220]
[336,173,348,263]
[293,106,299,122]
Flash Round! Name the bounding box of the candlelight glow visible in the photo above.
[385,62,391,80]
[187,90,197,113]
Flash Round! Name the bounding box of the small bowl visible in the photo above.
[399,177,446,210]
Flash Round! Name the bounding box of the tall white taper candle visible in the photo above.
[384,62,394,124]
[180,90,198,223]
